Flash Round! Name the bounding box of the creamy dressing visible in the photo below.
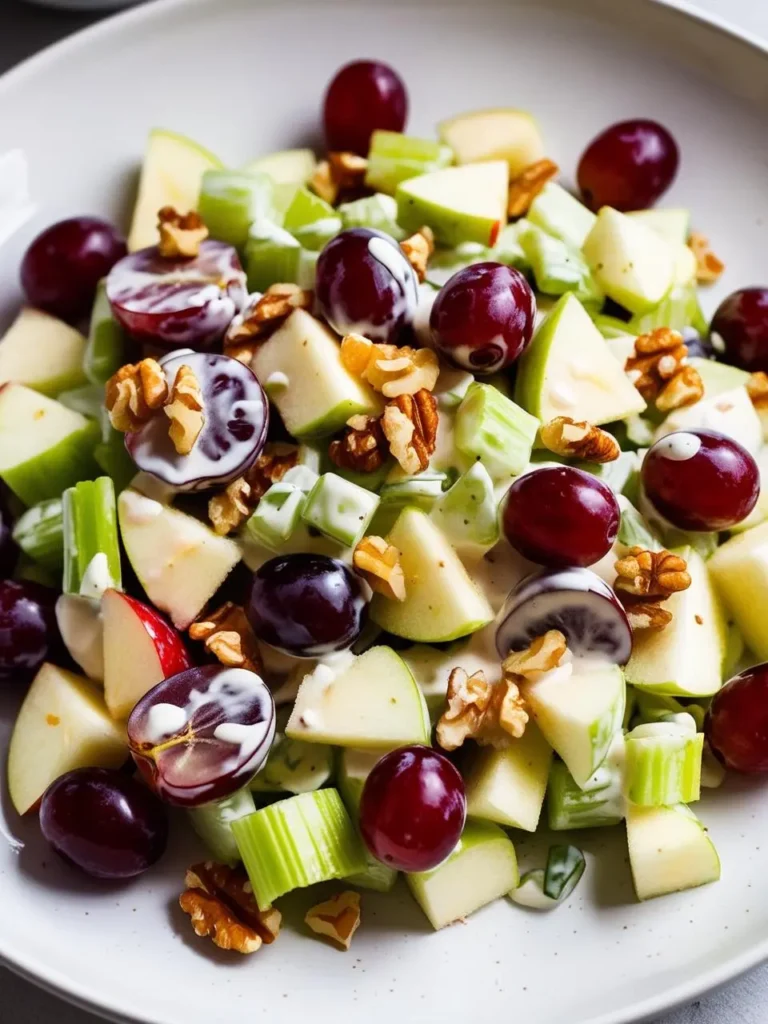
[654,431,702,461]
[79,552,115,601]
[145,702,188,743]
[55,594,104,682]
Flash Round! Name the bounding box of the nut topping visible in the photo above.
[507,158,559,218]
[436,665,530,752]
[208,446,300,535]
[614,546,691,599]
[382,390,439,475]
[105,358,169,433]
[310,153,368,205]
[189,602,262,673]
[164,364,205,455]
[501,630,568,680]
[625,327,704,411]
[157,206,209,259]
[353,535,406,601]
[179,861,281,954]
[539,416,620,463]
[747,371,768,409]
[688,232,725,284]
[623,600,673,632]
[400,226,435,282]
[225,285,314,358]
[305,891,362,950]
[340,332,440,397]
[329,414,388,474]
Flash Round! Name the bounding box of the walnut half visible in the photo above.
[539,416,620,464]
[105,358,168,433]
[157,206,209,259]
[164,364,205,455]
[305,891,361,950]
[381,390,439,475]
[436,665,530,752]
[353,535,406,601]
[179,861,281,954]
[189,602,262,672]
[614,547,691,600]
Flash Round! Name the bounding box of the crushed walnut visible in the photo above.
[502,630,569,680]
[340,333,440,398]
[157,206,209,259]
[105,358,169,433]
[208,446,299,535]
[329,414,388,474]
[625,327,704,412]
[623,600,673,632]
[747,371,768,409]
[614,546,691,600]
[305,891,361,951]
[381,390,439,475]
[688,232,725,284]
[309,152,368,205]
[225,285,314,360]
[353,535,406,601]
[400,226,435,282]
[164,363,205,455]
[179,861,281,954]
[507,158,559,218]
[189,602,262,672]
[539,416,620,464]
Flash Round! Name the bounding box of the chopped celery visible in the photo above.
[379,470,449,514]
[94,414,136,494]
[625,720,703,806]
[283,187,341,251]
[492,222,529,270]
[245,220,302,292]
[302,473,380,547]
[338,193,404,239]
[231,789,367,910]
[337,748,398,892]
[365,130,453,195]
[618,501,661,550]
[245,481,306,551]
[12,498,63,572]
[430,463,499,550]
[85,279,126,386]
[543,844,586,900]
[198,169,273,248]
[632,689,706,732]
[547,733,625,831]
[509,869,558,910]
[455,383,539,480]
[527,182,596,249]
[57,384,103,420]
[628,285,708,335]
[519,224,603,307]
[62,477,121,598]
[188,788,256,866]
[251,707,334,795]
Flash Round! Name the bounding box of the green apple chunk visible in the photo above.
[85,280,126,386]
[626,548,727,697]
[396,162,509,247]
[128,128,223,251]
[454,382,539,481]
[0,385,100,506]
[337,748,398,892]
[519,224,603,308]
[407,821,519,930]
[625,720,703,807]
[251,310,381,437]
[528,183,596,249]
[369,508,494,642]
[0,307,88,395]
[198,169,273,249]
[400,642,463,720]
[437,109,544,175]
[117,487,241,629]
[515,293,646,425]
[286,646,430,749]
[709,522,768,659]
[626,208,690,246]
[655,385,761,458]
[465,723,552,831]
[523,661,625,788]
[628,284,707,336]
[245,480,306,552]
[187,788,256,866]
[430,462,500,551]
[548,732,625,830]
[582,207,675,314]
[242,148,317,187]
[8,663,128,815]
[691,358,750,398]
[626,803,720,901]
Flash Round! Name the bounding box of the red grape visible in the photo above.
[0,580,59,682]
[502,466,620,567]
[577,119,679,212]
[710,288,768,372]
[315,228,418,343]
[125,351,268,491]
[430,262,536,373]
[247,554,367,657]
[323,60,408,156]
[643,429,759,531]
[40,767,168,879]
[359,745,465,872]
[706,665,768,772]
[127,664,275,807]
[21,217,127,325]
[106,241,247,349]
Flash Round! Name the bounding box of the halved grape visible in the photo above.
[0,579,60,682]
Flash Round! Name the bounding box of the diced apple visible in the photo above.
[709,522,768,660]
[464,723,552,831]
[656,385,762,458]
[626,803,720,901]
[242,148,317,187]
[117,488,241,629]
[396,162,509,247]
[7,663,128,815]
[437,109,544,175]
[0,308,88,396]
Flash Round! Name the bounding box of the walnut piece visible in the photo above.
[436,666,531,752]
[164,364,205,455]
[400,226,435,283]
[507,159,559,218]
[614,546,691,599]
[189,602,262,672]
[688,232,725,284]
[501,630,568,680]
[105,358,169,433]
[157,206,209,259]
[625,327,704,411]
[539,416,620,463]
[308,160,338,205]
[225,285,314,356]
[329,414,388,474]
[309,153,368,206]
[382,390,438,475]
[340,333,439,398]
[747,371,768,409]
[208,446,299,535]
[353,535,406,601]
[179,861,281,954]
[623,599,673,632]
[305,891,361,950]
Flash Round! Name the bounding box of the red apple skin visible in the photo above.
[109,591,192,676]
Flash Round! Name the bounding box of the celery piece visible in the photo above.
[62,477,121,598]
[455,382,539,480]
[543,844,586,900]
[85,279,125,385]
[12,498,63,572]
[618,501,661,550]
[283,187,341,251]
[509,869,558,910]
[379,471,448,514]
[301,472,380,547]
[94,416,136,495]
[365,130,453,196]
[245,481,306,552]
[632,689,706,732]
[188,788,256,866]
[198,169,273,249]
[232,789,367,910]
[282,465,320,494]
[492,222,529,271]
[527,182,596,249]
[245,220,302,292]
[57,384,103,420]
[338,193,405,239]
[329,460,394,494]
[625,720,704,807]
[547,733,625,831]
[430,462,499,550]
[519,224,603,307]
[628,285,708,335]
[250,715,334,795]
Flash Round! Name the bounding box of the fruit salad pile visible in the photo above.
[3,57,768,951]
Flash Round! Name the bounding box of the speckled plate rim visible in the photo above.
[0,0,767,1021]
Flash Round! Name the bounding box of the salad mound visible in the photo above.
[2,56,767,954]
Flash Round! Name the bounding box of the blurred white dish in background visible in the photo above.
[22,0,142,9]
[0,151,35,252]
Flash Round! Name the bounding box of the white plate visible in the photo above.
[1,1,768,1021]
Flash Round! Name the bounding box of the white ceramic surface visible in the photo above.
[1,1,768,1022]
